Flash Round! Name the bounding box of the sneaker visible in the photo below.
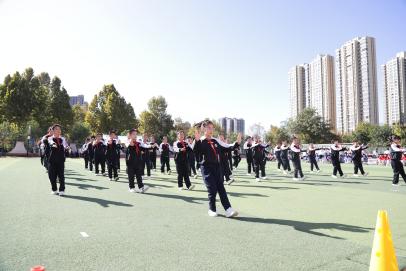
[114,177,119,181]
[59,191,65,196]
[247,173,251,176]
[300,176,306,181]
[331,175,338,179]
[292,177,299,181]
[208,210,218,217]
[227,179,235,185]
[392,183,400,187]
[188,184,195,191]
[353,174,359,177]
[255,178,260,182]
[102,173,107,176]
[129,188,135,193]
[362,172,369,177]
[340,174,347,178]
[283,171,288,175]
[261,176,267,180]
[51,191,58,195]
[109,178,114,181]
[138,185,149,193]
[316,170,321,173]
[225,207,239,218]
[168,170,172,175]
[178,187,184,191]
[96,173,102,176]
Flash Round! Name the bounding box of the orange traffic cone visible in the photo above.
[369,210,398,271]
[30,265,45,271]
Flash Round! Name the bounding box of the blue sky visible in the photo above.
[0,0,405,130]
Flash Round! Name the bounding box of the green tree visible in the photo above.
[72,104,86,123]
[68,122,91,144]
[287,108,336,143]
[49,76,73,130]
[139,96,174,139]
[265,125,290,144]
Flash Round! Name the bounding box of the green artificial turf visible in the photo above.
[0,157,405,270]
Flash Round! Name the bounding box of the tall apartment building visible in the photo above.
[383,52,406,125]
[218,117,245,135]
[335,36,379,133]
[289,65,306,118]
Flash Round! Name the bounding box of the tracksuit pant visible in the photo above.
[309,157,319,171]
[332,159,343,176]
[391,160,406,184]
[353,159,365,175]
[48,161,65,192]
[201,163,231,212]
[176,161,191,188]
[160,156,171,173]
[127,162,144,189]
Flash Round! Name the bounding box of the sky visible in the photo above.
[0,0,405,131]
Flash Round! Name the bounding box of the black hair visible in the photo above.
[390,135,401,142]
[109,130,116,134]
[91,135,96,139]
[52,124,61,130]
[96,132,103,136]
[129,128,138,134]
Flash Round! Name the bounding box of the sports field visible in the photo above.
[0,157,405,271]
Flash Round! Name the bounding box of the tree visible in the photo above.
[72,104,86,123]
[139,96,174,139]
[85,84,137,134]
[265,125,290,144]
[68,122,91,144]
[49,77,73,130]
[287,108,336,143]
[352,122,373,143]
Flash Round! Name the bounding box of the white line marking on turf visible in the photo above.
[80,232,89,238]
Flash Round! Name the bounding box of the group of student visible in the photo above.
[39,123,406,217]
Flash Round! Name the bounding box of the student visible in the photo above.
[125,129,151,193]
[330,140,346,178]
[173,131,195,191]
[219,135,235,185]
[106,130,120,181]
[81,138,91,169]
[149,136,159,171]
[159,136,172,174]
[115,133,122,173]
[389,135,406,186]
[307,143,320,173]
[142,134,152,179]
[251,136,269,182]
[193,120,240,217]
[290,137,305,181]
[93,133,107,176]
[87,136,95,172]
[274,142,283,172]
[280,140,291,174]
[187,136,198,178]
[232,145,241,168]
[39,140,45,167]
[41,127,54,172]
[46,124,69,196]
[350,141,369,177]
[243,136,254,175]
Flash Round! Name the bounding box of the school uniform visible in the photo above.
[81,142,90,169]
[252,142,269,178]
[142,140,152,177]
[232,147,241,168]
[106,138,120,180]
[350,145,368,175]
[243,141,255,174]
[87,141,94,171]
[290,143,304,179]
[390,143,406,185]
[126,139,151,191]
[41,134,52,171]
[280,144,291,172]
[93,140,107,175]
[187,146,197,176]
[330,144,346,177]
[193,137,238,212]
[274,146,282,170]
[149,144,158,170]
[173,140,193,189]
[46,136,68,193]
[307,147,320,171]
[159,143,172,173]
[219,145,233,182]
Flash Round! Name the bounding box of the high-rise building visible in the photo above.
[218,117,245,135]
[69,95,85,106]
[289,55,336,130]
[383,52,406,125]
[289,65,306,118]
[335,36,379,134]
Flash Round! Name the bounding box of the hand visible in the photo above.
[237,133,242,144]
[181,147,186,152]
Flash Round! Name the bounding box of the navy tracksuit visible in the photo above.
[47,136,67,192]
[331,145,346,176]
[160,143,171,173]
[390,144,406,185]
[244,142,254,174]
[252,143,268,178]
[274,146,282,169]
[126,140,148,189]
[307,148,320,171]
[93,141,106,174]
[280,145,291,171]
[106,139,120,179]
[174,140,192,189]
[351,145,368,175]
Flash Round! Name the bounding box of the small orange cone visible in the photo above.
[369,210,398,271]
[30,266,45,271]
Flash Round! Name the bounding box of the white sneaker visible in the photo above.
[341,174,347,178]
[178,187,184,191]
[208,210,218,217]
[247,173,251,176]
[225,207,239,218]
[109,178,114,181]
[261,176,267,180]
[129,188,135,193]
[51,191,58,195]
[353,174,359,177]
[283,171,288,175]
[114,177,119,181]
[168,170,172,175]
[96,173,102,176]
[59,191,65,196]
[227,179,235,185]
[102,173,107,176]
[300,176,306,181]
[316,170,321,173]
[292,177,299,181]
[194,174,198,179]
[363,172,369,177]
[137,185,149,193]
[331,175,338,179]
[255,178,260,182]
[188,184,195,191]
[392,183,400,187]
